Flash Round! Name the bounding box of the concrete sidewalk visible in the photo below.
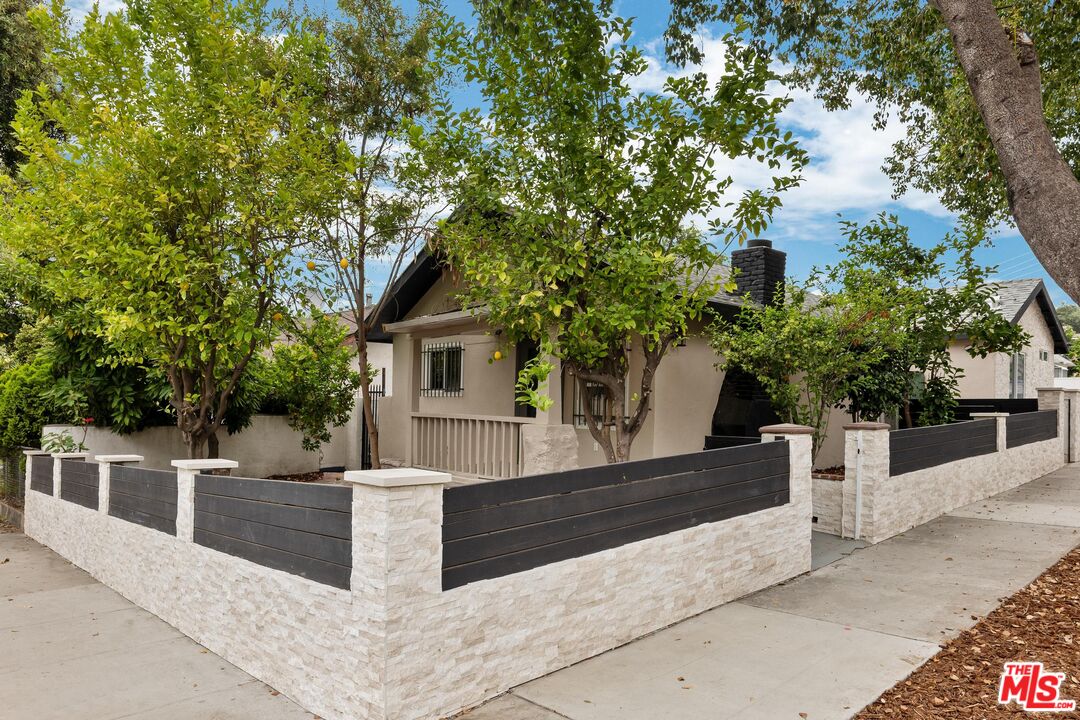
[465,465,1080,720]
[0,525,314,720]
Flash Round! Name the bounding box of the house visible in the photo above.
[368,240,788,480]
[948,279,1070,400]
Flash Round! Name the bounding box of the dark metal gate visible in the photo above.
[361,384,384,470]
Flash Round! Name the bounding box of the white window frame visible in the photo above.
[1009,351,1026,399]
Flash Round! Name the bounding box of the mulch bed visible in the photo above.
[856,544,1080,719]
[813,465,845,481]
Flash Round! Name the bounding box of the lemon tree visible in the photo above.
[426,0,804,463]
[2,0,329,458]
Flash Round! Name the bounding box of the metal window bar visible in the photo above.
[360,383,384,470]
[421,343,463,397]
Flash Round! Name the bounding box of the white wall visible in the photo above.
[43,415,365,477]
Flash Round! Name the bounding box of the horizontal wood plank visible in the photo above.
[890,439,998,476]
[110,465,178,490]
[109,474,178,504]
[445,441,788,513]
[110,488,177,521]
[194,510,351,567]
[195,474,351,512]
[444,473,789,567]
[109,503,176,535]
[193,494,351,540]
[194,529,350,589]
[443,457,790,540]
[889,420,996,451]
[30,457,54,494]
[443,490,788,590]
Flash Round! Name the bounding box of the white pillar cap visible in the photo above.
[51,452,90,459]
[344,468,450,488]
[171,459,239,470]
[95,454,144,463]
[969,412,1009,418]
[23,449,51,456]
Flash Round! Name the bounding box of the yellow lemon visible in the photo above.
[272,312,283,322]
[306,260,316,271]
[339,258,349,269]
[493,350,503,361]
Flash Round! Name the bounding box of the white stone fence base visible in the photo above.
[23,427,815,720]
[813,388,1076,544]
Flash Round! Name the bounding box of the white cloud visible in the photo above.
[632,32,954,238]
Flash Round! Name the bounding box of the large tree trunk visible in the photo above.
[934,0,1080,301]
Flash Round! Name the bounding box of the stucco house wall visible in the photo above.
[950,301,1057,399]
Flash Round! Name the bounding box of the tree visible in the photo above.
[711,284,888,459]
[713,215,1029,457]
[668,0,1080,302]
[1057,305,1080,335]
[426,0,804,463]
[300,0,447,469]
[825,216,1028,426]
[2,0,329,457]
[262,314,362,453]
[0,0,49,173]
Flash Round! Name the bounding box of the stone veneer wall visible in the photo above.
[838,403,1068,544]
[811,476,843,535]
[25,431,814,720]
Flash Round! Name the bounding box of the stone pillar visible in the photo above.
[170,459,238,542]
[343,467,448,719]
[841,422,890,542]
[94,455,144,515]
[760,424,814,572]
[22,450,50,537]
[1037,387,1070,463]
[51,452,90,498]
[970,412,1008,453]
[22,450,49,495]
[519,423,579,475]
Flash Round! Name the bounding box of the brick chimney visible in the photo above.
[731,239,786,307]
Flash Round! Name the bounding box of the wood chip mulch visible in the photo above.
[856,544,1080,719]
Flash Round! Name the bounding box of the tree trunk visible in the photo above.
[207,432,220,459]
[934,0,1080,301]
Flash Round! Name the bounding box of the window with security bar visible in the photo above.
[421,343,463,397]
[571,379,628,428]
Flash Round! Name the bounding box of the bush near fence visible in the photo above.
[23,426,813,720]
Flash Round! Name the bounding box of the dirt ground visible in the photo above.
[856,545,1080,719]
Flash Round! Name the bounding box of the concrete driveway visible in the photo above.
[464,465,1080,720]
[0,526,314,720]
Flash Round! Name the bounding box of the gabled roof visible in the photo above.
[989,278,1069,354]
[368,248,745,337]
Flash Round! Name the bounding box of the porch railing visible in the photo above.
[410,413,540,479]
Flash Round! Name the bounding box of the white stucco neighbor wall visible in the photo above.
[24,430,814,720]
[42,414,369,477]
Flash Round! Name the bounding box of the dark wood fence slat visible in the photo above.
[445,441,788,514]
[194,494,351,540]
[443,456,790,540]
[111,465,179,489]
[1006,410,1058,448]
[444,473,789,566]
[889,419,997,474]
[889,419,996,451]
[108,503,177,536]
[195,474,352,512]
[109,475,179,504]
[109,489,177,520]
[443,490,788,590]
[890,441,998,476]
[703,436,760,450]
[30,456,54,495]
[194,529,350,590]
[194,510,352,567]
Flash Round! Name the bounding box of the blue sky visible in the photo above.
[74,0,1074,307]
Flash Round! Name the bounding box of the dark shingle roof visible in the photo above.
[989,278,1069,354]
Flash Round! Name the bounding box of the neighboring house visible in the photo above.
[332,308,394,396]
[369,240,787,479]
[948,279,1070,400]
